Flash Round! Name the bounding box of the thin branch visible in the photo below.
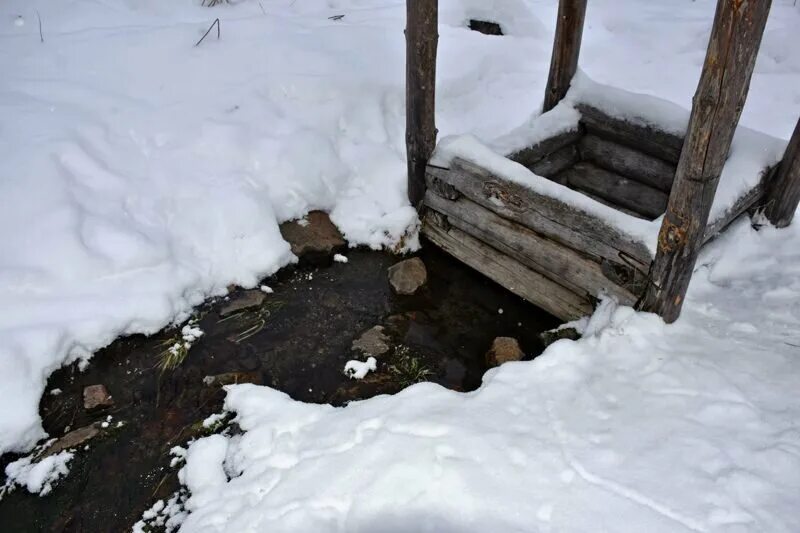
[195,18,220,47]
[36,9,44,43]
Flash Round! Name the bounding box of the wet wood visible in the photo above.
[577,104,684,164]
[579,134,676,192]
[426,159,654,267]
[543,0,587,112]
[764,117,800,228]
[425,191,639,303]
[406,0,438,207]
[423,212,593,320]
[639,0,772,323]
[562,162,668,220]
[507,129,582,168]
[530,143,580,178]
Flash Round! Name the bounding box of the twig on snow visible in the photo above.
[36,9,44,43]
[195,18,220,47]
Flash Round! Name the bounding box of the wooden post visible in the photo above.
[763,117,800,228]
[406,0,438,207]
[543,0,587,113]
[638,0,771,323]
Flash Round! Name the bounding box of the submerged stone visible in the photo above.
[388,257,427,295]
[352,326,391,357]
[83,384,113,411]
[485,337,524,367]
[219,289,266,317]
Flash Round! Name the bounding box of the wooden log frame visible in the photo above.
[763,117,800,228]
[423,211,593,320]
[579,134,676,192]
[576,104,684,164]
[424,191,639,304]
[639,0,772,323]
[426,158,653,269]
[405,0,438,207]
[561,162,668,220]
[543,0,588,112]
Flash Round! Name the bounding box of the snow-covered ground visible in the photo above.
[1,0,800,530]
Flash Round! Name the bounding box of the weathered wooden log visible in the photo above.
[426,159,654,267]
[543,0,587,112]
[563,185,647,219]
[577,104,684,164]
[579,134,676,192]
[507,129,582,168]
[422,212,593,320]
[530,143,580,178]
[406,0,438,207]
[764,117,800,228]
[704,173,769,243]
[425,191,639,303]
[639,0,772,323]
[562,162,668,220]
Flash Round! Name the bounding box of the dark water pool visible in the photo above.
[0,243,558,532]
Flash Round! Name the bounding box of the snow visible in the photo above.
[176,219,800,533]
[333,254,349,264]
[3,450,73,497]
[0,0,798,527]
[343,357,378,380]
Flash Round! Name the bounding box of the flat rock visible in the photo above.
[41,424,101,459]
[83,384,113,411]
[539,327,581,348]
[220,289,265,317]
[388,257,427,295]
[203,371,261,387]
[279,211,345,262]
[352,326,391,357]
[485,337,524,368]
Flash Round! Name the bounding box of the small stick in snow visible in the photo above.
[36,10,43,43]
[195,18,221,47]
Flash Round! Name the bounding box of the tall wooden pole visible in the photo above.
[639,0,771,323]
[543,0,587,113]
[406,0,439,208]
[763,117,800,228]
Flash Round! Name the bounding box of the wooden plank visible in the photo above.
[579,134,676,192]
[405,0,438,207]
[543,0,587,112]
[764,117,800,228]
[425,191,639,303]
[426,159,654,268]
[639,0,772,323]
[530,143,580,178]
[566,186,648,219]
[577,104,684,164]
[562,162,668,220]
[704,178,767,243]
[507,129,582,168]
[422,213,593,320]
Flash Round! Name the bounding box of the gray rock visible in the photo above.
[279,211,345,262]
[352,326,390,357]
[485,337,525,367]
[41,424,101,458]
[83,384,113,411]
[203,371,261,387]
[388,257,427,295]
[539,327,581,348]
[220,289,266,317]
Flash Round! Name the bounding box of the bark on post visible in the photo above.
[763,117,800,228]
[406,0,438,208]
[543,0,587,113]
[638,0,772,323]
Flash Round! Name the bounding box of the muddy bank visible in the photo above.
[0,243,559,532]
